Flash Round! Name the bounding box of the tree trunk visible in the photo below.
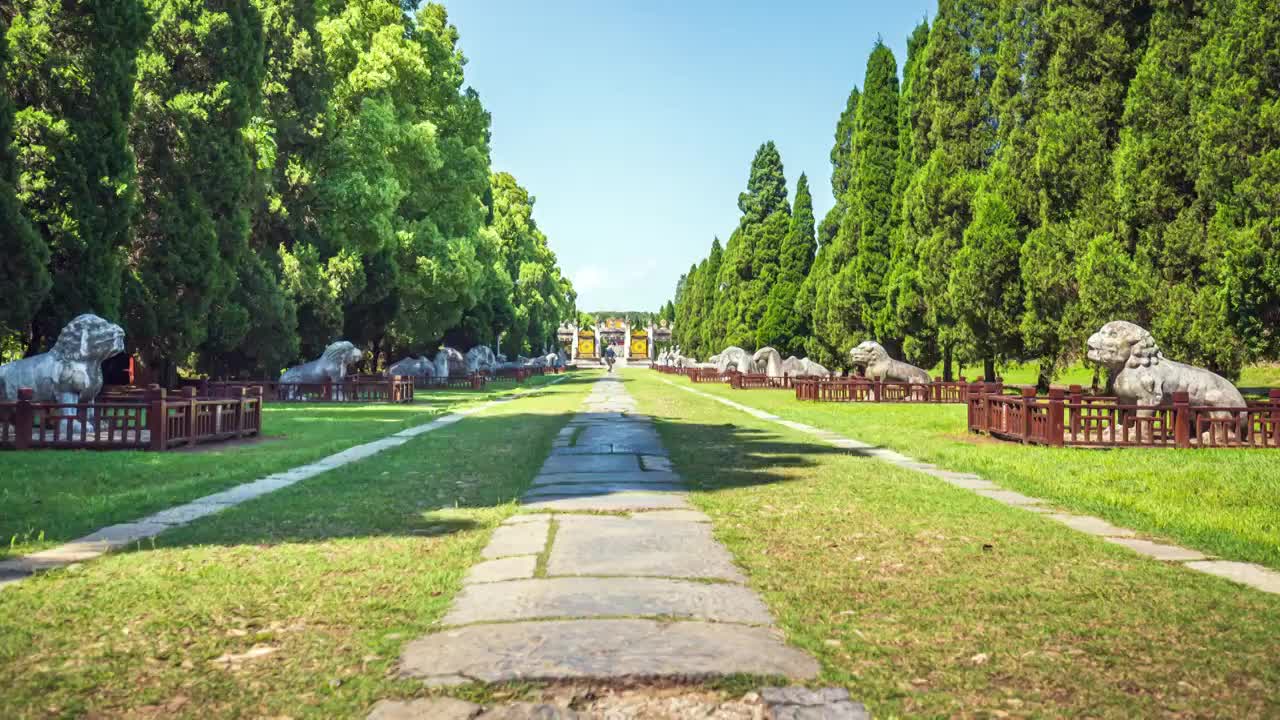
[1036,363,1052,394]
[942,346,954,382]
[983,357,996,383]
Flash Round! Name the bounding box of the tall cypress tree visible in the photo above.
[758,173,816,354]
[850,41,900,341]
[0,14,51,338]
[1019,0,1149,386]
[880,19,934,365]
[714,141,789,349]
[697,238,723,358]
[1192,0,1280,363]
[7,0,149,349]
[950,0,1046,380]
[908,0,1001,380]
[125,0,266,379]
[809,89,859,365]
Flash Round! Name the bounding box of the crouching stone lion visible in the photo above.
[281,341,362,398]
[849,341,930,383]
[1086,321,1246,410]
[0,313,126,432]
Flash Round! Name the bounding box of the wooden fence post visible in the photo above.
[232,387,247,437]
[1068,385,1083,439]
[1021,387,1036,442]
[148,386,167,451]
[1173,391,1191,448]
[14,387,34,450]
[1047,388,1065,447]
[1269,389,1280,448]
[183,386,198,446]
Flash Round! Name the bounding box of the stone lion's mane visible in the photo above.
[52,314,120,361]
[1124,327,1162,368]
[322,341,357,362]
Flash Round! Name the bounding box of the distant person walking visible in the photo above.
[604,346,616,373]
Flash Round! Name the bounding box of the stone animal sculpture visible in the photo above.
[1086,321,1247,411]
[543,353,560,368]
[715,346,752,375]
[0,313,126,433]
[387,356,434,380]
[434,347,467,378]
[465,346,497,374]
[801,359,832,378]
[783,356,832,378]
[752,347,784,377]
[848,341,931,383]
[281,341,363,398]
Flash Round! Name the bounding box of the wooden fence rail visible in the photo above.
[967,384,1280,449]
[2,385,262,451]
[199,376,416,402]
[793,378,970,403]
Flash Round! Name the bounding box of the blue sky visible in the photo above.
[444,0,935,312]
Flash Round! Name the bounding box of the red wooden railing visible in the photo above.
[967,384,1280,449]
[793,378,970,404]
[2,385,262,451]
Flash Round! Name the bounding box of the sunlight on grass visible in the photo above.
[627,370,1280,719]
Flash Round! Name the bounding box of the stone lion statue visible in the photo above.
[434,347,467,377]
[465,346,497,374]
[752,347,784,377]
[1087,321,1246,412]
[386,356,434,380]
[849,341,931,383]
[715,346,751,375]
[281,341,362,386]
[0,313,126,432]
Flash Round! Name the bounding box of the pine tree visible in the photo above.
[808,88,859,366]
[1020,0,1149,386]
[0,14,51,338]
[881,19,935,366]
[758,173,816,354]
[850,41,900,341]
[1192,0,1280,363]
[6,0,149,349]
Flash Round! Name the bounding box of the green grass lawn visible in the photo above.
[0,375,565,559]
[0,372,595,719]
[625,370,1280,718]
[642,370,1280,571]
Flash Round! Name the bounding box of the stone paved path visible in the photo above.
[660,377,1280,597]
[396,375,818,686]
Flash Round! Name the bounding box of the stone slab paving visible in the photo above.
[443,576,773,625]
[661,377,1280,597]
[399,619,818,685]
[0,376,569,590]
[394,375,818,688]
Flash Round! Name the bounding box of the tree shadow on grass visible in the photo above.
[649,417,871,494]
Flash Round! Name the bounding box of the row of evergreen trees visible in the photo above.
[1,0,575,379]
[670,0,1278,385]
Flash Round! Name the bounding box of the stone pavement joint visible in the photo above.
[660,377,1280,597]
[395,374,817,687]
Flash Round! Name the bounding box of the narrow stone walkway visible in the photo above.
[0,378,567,589]
[396,375,818,686]
[660,378,1280,597]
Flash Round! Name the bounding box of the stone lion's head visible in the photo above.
[322,341,363,368]
[52,314,125,362]
[848,341,888,369]
[1087,321,1162,371]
